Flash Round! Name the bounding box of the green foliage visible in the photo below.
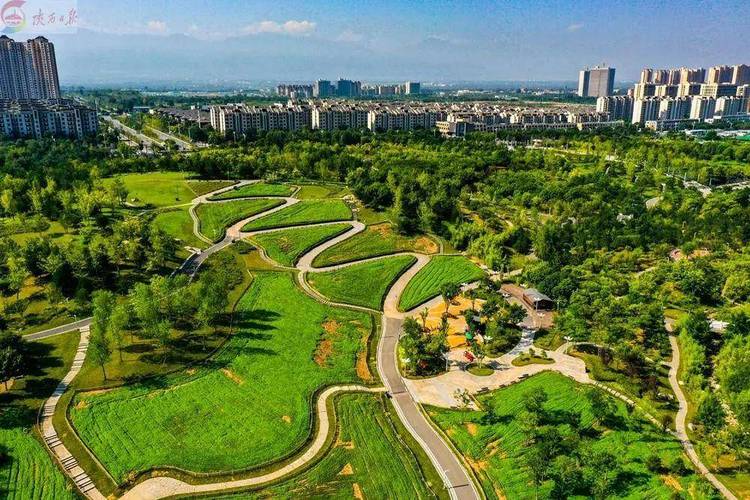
[430,372,709,500]
[400,317,448,376]
[308,255,416,310]
[242,199,352,231]
[399,256,484,311]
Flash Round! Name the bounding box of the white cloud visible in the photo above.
[335,29,363,43]
[146,20,167,33]
[243,19,316,36]
[567,23,584,32]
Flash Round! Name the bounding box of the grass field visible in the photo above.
[69,272,374,483]
[398,255,484,311]
[210,393,441,499]
[151,208,206,249]
[104,172,232,208]
[251,223,351,267]
[308,256,417,310]
[0,333,80,500]
[295,184,350,200]
[242,200,352,232]
[429,372,709,500]
[196,199,284,242]
[312,223,439,267]
[208,183,295,200]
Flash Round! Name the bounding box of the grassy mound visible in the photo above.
[196,198,284,242]
[251,223,351,267]
[70,272,373,483]
[242,200,352,232]
[151,208,206,249]
[208,183,294,200]
[312,223,438,267]
[308,256,417,310]
[399,255,484,311]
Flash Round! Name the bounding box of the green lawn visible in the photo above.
[151,207,206,249]
[196,199,284,242]
[312,223,439,267]
[429,372,710,500]
[399,255,484,311]
[212,393,441,499]
[209,182,295,200]
[0,333,80,500]
[308,256,417,310]
[251,223,352,267]
[69,272,374,483]
[104,172,229,208]
[242,200,352,232]
[295,184,350,200]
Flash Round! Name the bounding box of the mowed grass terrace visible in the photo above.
[69,271,375,483]
[0,333,80,500]
[242,200,352,231]
[196,198,285,242]
[251,223,352,267]
[429,372,709,500]
[215,394,444,499]
[208,182,295,200]
[104,172,233,208]
[398,255,484,311]
[308,255,417,310]
[312,223,439,267]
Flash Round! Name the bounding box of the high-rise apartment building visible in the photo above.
[732,64,750,86]
[632,98,661,124]
[313,80,333,98]
[700,83,739,98]
[404,81,421,94]
[596,96,634,121]
[0,35,60,100]
[336,79,361,98]
[689,96,717,121]
[707,65,733,84]
[578,66,615,97]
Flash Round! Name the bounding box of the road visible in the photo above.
[24,317,92,341]
[101,115,164,149]
[145,126,193,151]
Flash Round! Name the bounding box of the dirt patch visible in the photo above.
[185,368,196,376]
[465,422,478,436]
[281,415,292,424]
[338,463,354,476]
[322,319,341,335]
[314,339,333,367]
[413,236,439,254]
[74,400,89,410]
[84,388,114,396]
[356,331,373,382]
[467,457,489,472]
[221,369,244,385]
[661,475,683,491]
[371,223,392,236]
[494,487,507,499]
[0,379,14,393]
[335,439,355,449]
[353,483,364,500]
[315,320,341,367]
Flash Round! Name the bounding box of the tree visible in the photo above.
[726,311,750,338]
[684,310,712,346]
[440,282,460,314]
[585,388,616,427]
[419,307,429,329]
[88,329,112,381]
[695,392,726,434]
[0,333,24,390]
[109,303,129,362]
[470,340,487,368]
[525,445,548,500]
[522,388,549,419]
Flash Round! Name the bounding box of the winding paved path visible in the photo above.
[41,180,480,499]
[668,336,737,500]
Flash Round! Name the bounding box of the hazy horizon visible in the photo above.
[14,0,749,87]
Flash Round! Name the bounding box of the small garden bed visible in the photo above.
[466,363,494,376]
[511,348,554,366]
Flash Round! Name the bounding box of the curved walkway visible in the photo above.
[38,326,106,500]
[668,336,737,500]
[43,180,480,500]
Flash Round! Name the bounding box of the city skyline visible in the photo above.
[27,0,747,85]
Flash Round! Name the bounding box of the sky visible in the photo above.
[27,0,749,86]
